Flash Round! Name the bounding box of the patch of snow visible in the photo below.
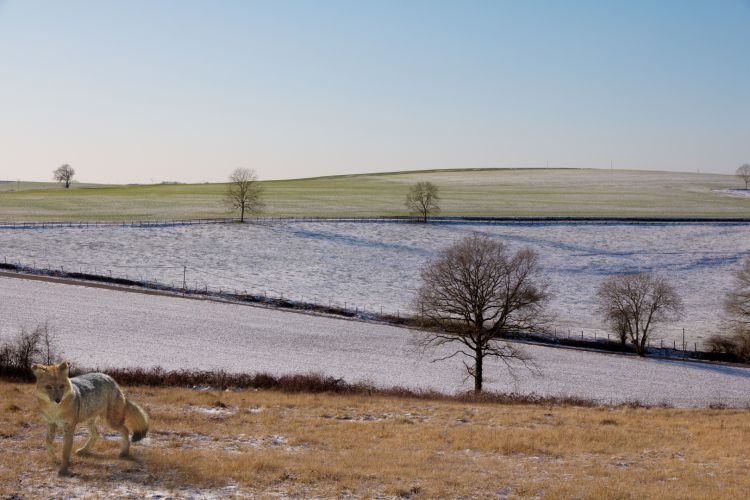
[714,188,750,198]
[190,406,237,416]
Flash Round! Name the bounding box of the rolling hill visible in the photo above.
[0,168,747,220]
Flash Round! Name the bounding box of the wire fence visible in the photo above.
[0,218,239,230]
[542,326,708,358]
[2,215,750,230]
[0,256,406,321]
[0,216,425,229]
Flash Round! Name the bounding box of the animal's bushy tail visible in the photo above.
[124,399,149,442]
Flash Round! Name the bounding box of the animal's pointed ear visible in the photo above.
[58,361,70,376]
[31,364,45,378]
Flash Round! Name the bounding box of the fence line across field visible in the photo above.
[2,215,750,230]
[1,254,716,359]
[1,254,402,316]
[0,218,240,229]
[546,327,701,355]
[0,216,432,229]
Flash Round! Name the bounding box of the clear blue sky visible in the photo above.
[1,0,748,183]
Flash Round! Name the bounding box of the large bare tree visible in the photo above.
[725,257,750,330]
[596,273,683,356]
[53,164,75,189]
[225,168,264,222]
[716,258,750,360]
[415,234,549,392]
[405,181,440,223]
[736,164,750,190]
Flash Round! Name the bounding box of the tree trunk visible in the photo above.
[636,333,647,356]
[473,348,483,393]
[240,204,245,222]
[65,180,70,189]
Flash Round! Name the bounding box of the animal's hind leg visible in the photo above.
[107,393,131,458]
[76,419,100,456]
[112,422,130,458]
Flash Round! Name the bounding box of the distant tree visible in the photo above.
[53,164,75,189]
[225,168,264,222]
[405,181,440,223]
[596,273,683,356]
[736,164,750,190]
[415,234,549,392]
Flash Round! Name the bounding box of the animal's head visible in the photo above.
[31,361,72,404]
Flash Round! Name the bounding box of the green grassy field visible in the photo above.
[0,168,747,220]
[0,181,111,193]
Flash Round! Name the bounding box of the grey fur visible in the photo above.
[70,373,121,421]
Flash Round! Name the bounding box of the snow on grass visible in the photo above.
[1,277,749,407]
[715,189,750,198]
[1,221,749,345]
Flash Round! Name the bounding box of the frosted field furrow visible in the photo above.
[1,277,749,407]
[1,221,749,346]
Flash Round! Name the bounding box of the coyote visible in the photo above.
[31,361,150,475]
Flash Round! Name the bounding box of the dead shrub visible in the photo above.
[0,323,63,379]
[706,329,750,362]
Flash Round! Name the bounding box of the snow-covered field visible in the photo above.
[1,221,749,345]
[1,277,749,407]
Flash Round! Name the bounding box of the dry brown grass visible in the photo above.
[1,381,749,498]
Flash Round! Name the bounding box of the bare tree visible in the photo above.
[610,312,630,347]
[724,257,750,330]
[225,168,265,222]
[39,323,62,364]
[0,323,63,379]
[711,258,750,361]
[14,325,43,369]
[596,273,683,356]
[53,164,75,188]
[415,234,549,392]
[736,164,750,190]
[406,181,440,223]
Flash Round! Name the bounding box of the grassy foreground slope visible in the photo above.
[1,381,748,498]
[0,168,747,220]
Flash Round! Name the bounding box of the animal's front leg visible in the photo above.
[45,423,59,464]
[59,427,74,476]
